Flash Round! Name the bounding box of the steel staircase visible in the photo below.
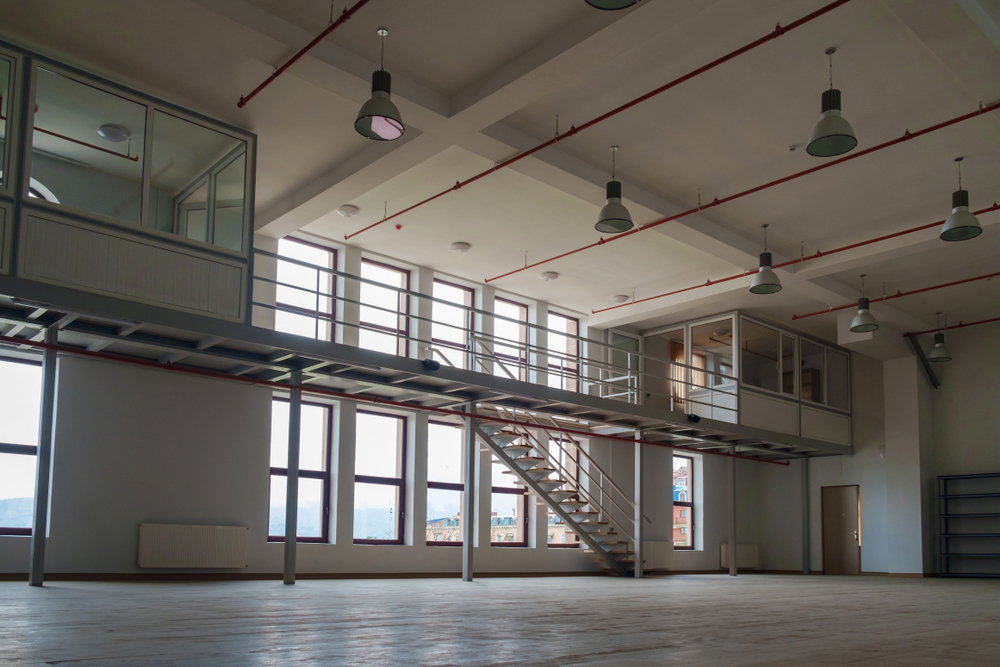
[476,421,637,577]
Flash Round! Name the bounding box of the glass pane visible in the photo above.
[355,412,403,478]
[149,110,246,248]
[435,345,465,370]
[493,300,526,362]
[490,492,525,544]
[642,329,683,411]
[492,454,525,489]
[673,456,692,547]
[358,328,399,355]
[690,320,736,422]
[740,320,780,393]
[426,488,462,543]
[547,313,579,392]
[0,360,43,445]
[674,508,692,547]
[0,453,37,529]
[360,261,406,329]
[547,512,577,545]
[781,335,796,396]
[354,482,399,541]
[270,402,328,471]
[0,57,11,187]
[268,475,325,539]
[427,423,462,484]
[432,281,472,357]
[275,310,319,339]
[826,349,850,411]
[801,340,825,404]
[213,152,245,251]
[32,67,146,223]
[608,331,641,404]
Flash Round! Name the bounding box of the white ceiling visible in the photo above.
[1,0,998,345]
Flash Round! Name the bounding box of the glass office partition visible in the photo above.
[800,340,825,404]
[740,320,780,394]
[0,55,11,188]
[826,348,850,411]
[690,318,735,421]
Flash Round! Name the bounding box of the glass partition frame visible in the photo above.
[0,47,24,201]
[797,337,851,415]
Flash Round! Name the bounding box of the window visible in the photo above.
[268,399,332,543]
[800,340,825,404]
[491,445,529,546]
[673,455,694,549]
[493,297,528,381]
[547,312,580,392]
[0,358,43,536]
[548,435,581,547]
[275,238,336,340]
[359,259,409,357]
[431,280,474,370]
[740,320,780,394]
[354,411,406,544]
[801,341,850,411]
[426,421,464,545]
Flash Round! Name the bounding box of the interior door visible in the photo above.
[822,485,861,575]
[605,330,641,404]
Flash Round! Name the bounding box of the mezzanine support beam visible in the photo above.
[634,431,644,579]
[728,445,737,577]
[283,369,303,585]
[462,403,477,582]
[28,327,58,587]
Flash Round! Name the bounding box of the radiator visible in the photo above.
[138,523,249,569]
[720,543,759,569]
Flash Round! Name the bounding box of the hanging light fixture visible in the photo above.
[850,274,879,333]
[940,157,983,242]
[595,146,633,234]
[586,0,639,9]
[926,313,953,362]
[750,224,782,294]
[807,47,858,158]
[355,28,405,141]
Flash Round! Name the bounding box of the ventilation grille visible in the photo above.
[138,523,249,569]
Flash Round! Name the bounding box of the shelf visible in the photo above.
[939,473,1000,481]
[939,474,1000,577]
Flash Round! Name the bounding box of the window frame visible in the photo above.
[353,409,407,545]
[547,433,582,548]
[547,311,580,392]
[431,279,475,370]
[490,444,530,548]
[0,355,42,536]
[275,237,338,341]
[359,258,411,357]
[267,397,334,544]
[673,454,694,551]
[426,419,465,547]
[493,296,529,381]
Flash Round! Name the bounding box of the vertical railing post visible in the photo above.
[28,326,58,587]
[634,430,644,579]
[728,445,738,577]
[802,457,811,575]
[462,403,477,582]
[283,368,302,585]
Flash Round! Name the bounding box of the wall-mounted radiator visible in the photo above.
[138,523,249,569]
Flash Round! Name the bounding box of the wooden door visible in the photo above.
[822,485,861,575]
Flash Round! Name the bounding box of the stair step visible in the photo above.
[556,501,588,511]
[547,490,578,501]
[480,424,504,437]
[536,479,568,492]
[566,511,599,518]
[489,434,520,447]
[510,456,546,470]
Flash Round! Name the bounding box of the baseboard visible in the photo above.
[862,571,889,576]
[0,571,607,582]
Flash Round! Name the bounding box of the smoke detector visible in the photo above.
[97,124,130,143]
[450,241,471,253]
[336,205,360,218]
[611,294,630,304]
[540,271,559,281]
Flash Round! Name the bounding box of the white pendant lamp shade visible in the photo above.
[850,297,879,333]
[940,189,982,242]
[595,180,633,233]
[750,252,782,294]
[355,69,404,141]
[926,332,952,362]
[807,89,857,157]
[586,0,639,8]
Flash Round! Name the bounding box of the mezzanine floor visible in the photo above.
[1,574,998,666]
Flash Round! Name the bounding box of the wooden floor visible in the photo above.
[1,574,998,666]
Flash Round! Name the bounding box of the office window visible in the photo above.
[354,411,406,544]
[547,312,580,392]
[431,280,474,370]
[0,358,43,536]
[268,399,332,542]
[493,297,528,381]
[426,422,464,545]
[359,259,409,356]
[491,447,528,546]
[673,455,694,549]
[275,238,336,340]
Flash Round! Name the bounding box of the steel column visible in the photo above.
[802,457,811,575]
[283,369,302,585]
[634,432,644,579]
[462,403,477,582]
[728,446,737,577]
[28,327,58,587]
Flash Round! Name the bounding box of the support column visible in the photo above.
[283,369,302,585]
[801,457,810,575]
[634,432,644,579]
[339,245,362,347]
[728,447,737,577]
[412,266,434,361]
[28,327,58,588]
[462,404,477,582]
[474,286,495,375]
[252,234,278,330]
[528,302,548,386]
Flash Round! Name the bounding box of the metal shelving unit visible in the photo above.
[939,473,1000,578]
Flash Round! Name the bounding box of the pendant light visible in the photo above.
[750,224,782,294]
[595,146,633,233]
[926,313,953,362]
[850,274,879,333]
[355,29,405,141]
[807,47,857,158]
[586,0,639,9]
[940,157,982,242]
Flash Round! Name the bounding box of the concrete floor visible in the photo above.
[1,575,998,666]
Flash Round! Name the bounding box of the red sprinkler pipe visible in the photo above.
[237,0,374,108]
[590,203,1000,314]
[0,333,789,466]
[343,0,855,241]
[904,316,1000,337]
[791,271,1000,321]
[486,99,1000,284]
